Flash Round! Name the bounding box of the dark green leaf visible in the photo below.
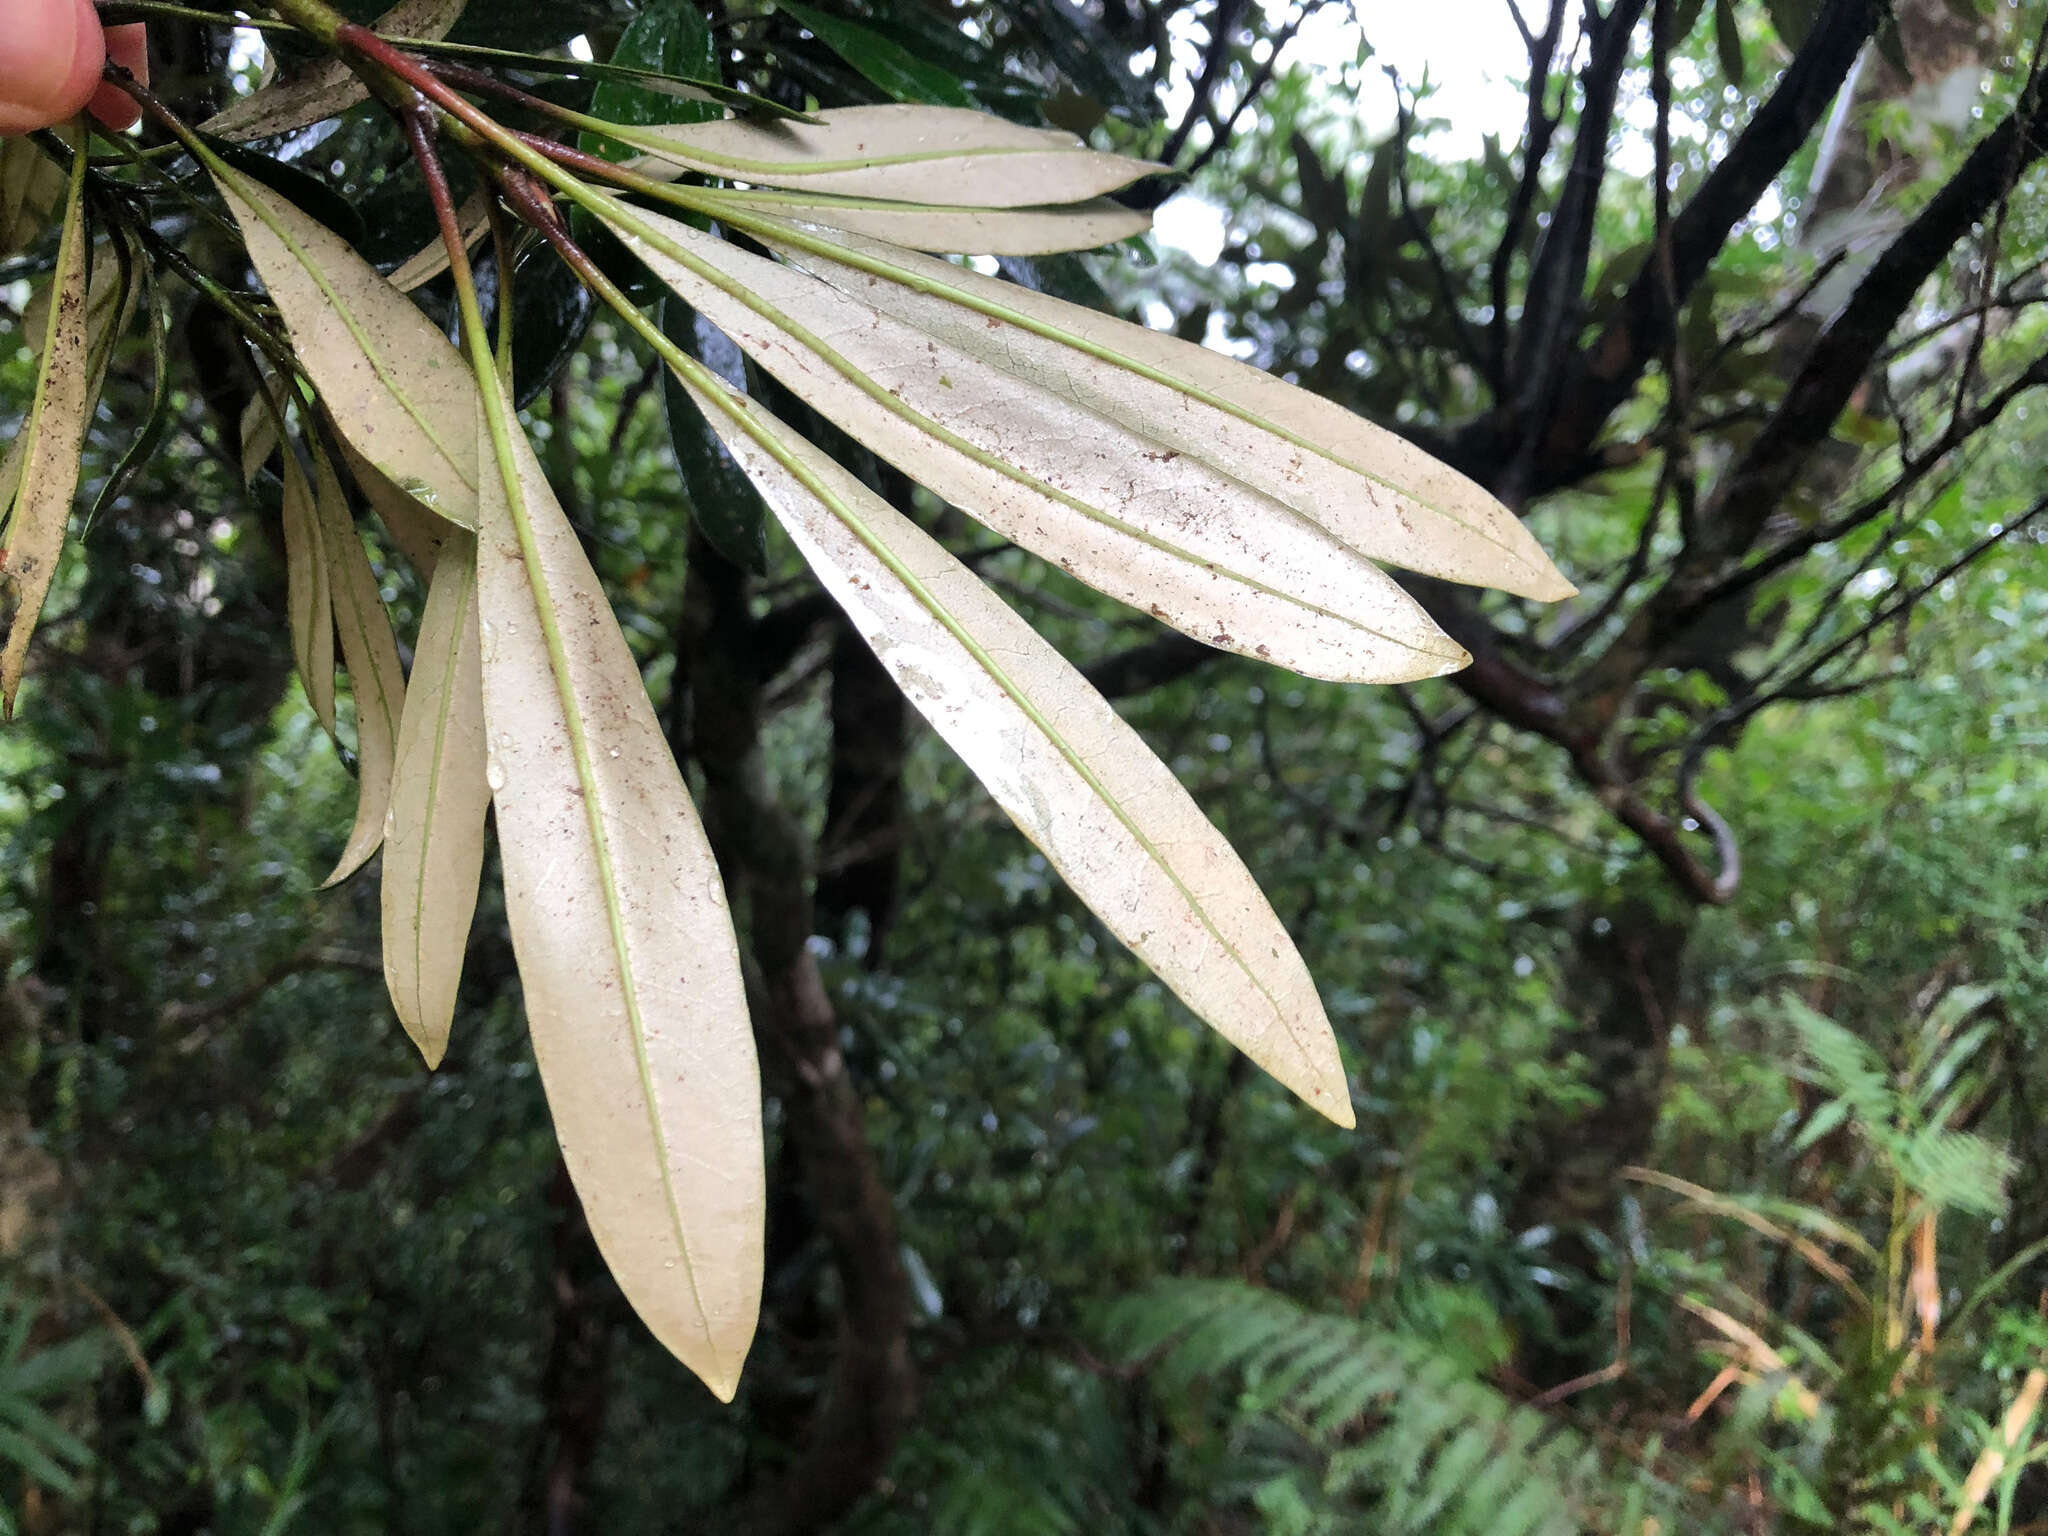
[580,0,722,164]
[777,3,976,108]
[1873,6,1909,75]
[1762,0,1819,49]
[445,0,618,55]
[0,1422,83,1493]
[199,135,366,250]
[1713,0,1745,87]
[659,301,768,573]
[509,248,597,410]
[1008,0,1155,117]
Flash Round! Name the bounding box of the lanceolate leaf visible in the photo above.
[310,451,406,887]
[623,104,1163,208]
[660,301,770,573]
[681,372,1354,1126]
[201,0,469,142]
[88,265,177,529]
[0,129,93,716]
[610,203,1464,683]
[278,435,339,736]
[470,377,762,1401]
[212,169,480,527]
[0,138,66,258]
[337,437,447,579]
[5,223,138,521]
[240,393,279,485]
[382,530,489,1069]
[703,189,1153,255]
[581,0,723,163]
[755,222,1575,602]
[776,3,977,108]
[390,36,806,119]
[22,237,137,396]
[199,134,367,249]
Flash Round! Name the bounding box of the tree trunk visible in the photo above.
[678,538,917,1534]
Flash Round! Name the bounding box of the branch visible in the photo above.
[1082,631,1219,697]
[678,537,917,1534]
[1692,346,2048,616]
[162,944,382,1046]
[1422,584,1739,902]
[1491,0,1569,389]
[1684,82,2048,584]
[1506,0,1651,494]
[1520,0,1882,486]
[1159,0,1250,167]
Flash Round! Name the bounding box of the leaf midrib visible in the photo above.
[684,371,1328,1093]
[476,379,724,1376]
[726,208,1538,574]
[214,168,477,503]
[617,213,1455,665]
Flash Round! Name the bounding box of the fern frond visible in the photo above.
[1100,1279,1702,1535]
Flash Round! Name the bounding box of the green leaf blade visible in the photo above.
[581,0,723,164]
[777,2,977,108]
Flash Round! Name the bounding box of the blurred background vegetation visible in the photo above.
[4,0,2048,1529]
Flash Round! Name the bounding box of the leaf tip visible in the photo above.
[318,843,376,890]
[700,1361,744,1404]
[403,1020,447,1072]
[1516,563,1579,603]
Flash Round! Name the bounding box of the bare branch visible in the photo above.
[1518,0,1882,487]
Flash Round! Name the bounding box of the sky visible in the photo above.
[1153,0,1555,263]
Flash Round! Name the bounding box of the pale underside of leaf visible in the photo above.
[212,171,479,527]
[760,223,1576,602]
[23,243,132,382]
[310,451,406,887]
[1,133,93,715]
[6,230,135,526]
[627,103,1163,209]
[0,138,65,258]
[381,530,488,1069]
[681,374,1354,1126]
[200,0,468,141]
[278,444,338,735]
[240,392,280,485]
[337,436,446,580]
[706,191,1153,255]
[0,434,24,527]
[470,381,762,1401]
[612,206,1463,683]
[386,189,492,293]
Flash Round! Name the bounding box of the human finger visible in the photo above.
[0,0,105,136]
[88,21,147,131]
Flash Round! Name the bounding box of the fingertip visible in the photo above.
[52,0,106,123]
[0,0,102,134]
[104,21,147,79]
[87,78,139,132]
[91,21,145,130]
